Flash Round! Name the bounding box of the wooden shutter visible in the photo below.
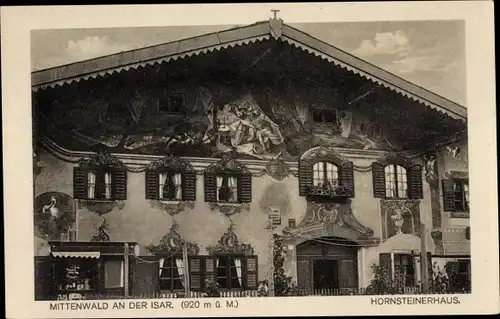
[131,256,159,298]
[339,259,357,288]
[182,171,197,201]
[113,169,127,200]
[145,169,159,200]
[408,164,423,199]
[34,257,55,301]
[238,172,252,203]
[245,256,258,290]
[297,258,312,293]
[372,162,386,198]
[340,161,355,197]
[204,173,217,202]
[379,253,392,280]
[189,256,203,291]
[442,179,455,211]
[298,160,313,196]
[73,167,87,199]
[205,256,216,286]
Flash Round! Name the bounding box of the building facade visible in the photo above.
[32,18,470,299]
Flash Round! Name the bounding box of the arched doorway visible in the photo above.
[296,237,359,294]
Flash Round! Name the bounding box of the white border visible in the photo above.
[2,2,498,318]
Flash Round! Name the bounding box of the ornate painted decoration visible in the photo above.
[146,221,200,256]
[208,202,251,217]
[264,153,291,181]
[149,200,195,216]
[282,200,378,246]
[423,152,438,184]
[77,150,127,170]
[147,154,195,172]
[300,146,350,165]
[90,217,111,242]
[380,200,420,240]
[205,153,249,173]
[77,199,126,216]
[376,152,416,168]
[34,192,76,241]
[206,221,255,255]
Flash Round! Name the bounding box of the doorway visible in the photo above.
[313,259,339,290]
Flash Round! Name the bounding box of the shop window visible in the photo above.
[159,93,185,114]
[372,161,423,199]
[312,161,339,188]
[104,260,124,289]
[159,257,185,292]
[56,259,98,295]
[442,179,469,212]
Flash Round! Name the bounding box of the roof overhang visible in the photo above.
[31,19,467,122]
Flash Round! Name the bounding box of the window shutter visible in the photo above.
[205,256,216,287]
[379,253,392,280]
[408,164,423,199]
[238,172,252,203]
[145,169,159,200]
[189,256,203,291]
[245,256,258,290]
[182,172,197,201]
[113,169,127,200]
[131,256,159,297]
[204,173,217,202]
[340,161,355,197]
[298,160,313,196]
[73,167,87,199]
[372,162,386,198]
[442,179,455,211]
[339,259,357,288]
[297,258,312,292]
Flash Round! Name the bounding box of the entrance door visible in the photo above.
[313,259,339,290]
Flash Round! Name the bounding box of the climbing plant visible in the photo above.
[273,234,297,296]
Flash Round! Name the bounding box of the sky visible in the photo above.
[31,20,466,106]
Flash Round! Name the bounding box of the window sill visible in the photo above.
[208,202,250,217]
[450,211,470,219]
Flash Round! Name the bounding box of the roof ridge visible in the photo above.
[32,20,269,74]
[284,23,466,110]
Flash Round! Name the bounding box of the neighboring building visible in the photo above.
[32,17,469,300]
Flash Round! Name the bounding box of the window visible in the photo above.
[159,257,185,291]
[453,179,469,211]
[312,162,339,188]
[146,168,196,202]
[372,161,423,199]
[73,162,128,201]
[446,259,471,293]
[104,260,124,289]
[393,253,416,287]
[216,255,243,290]
[384,164,408,198]
[81,170,120,200]
[88,171,96,199]
[159,172,183,201]
[312,109,337,123]
[159,93,185,114]
[189,255,258,291]
[216,175,239,203]
[442,178,470,213]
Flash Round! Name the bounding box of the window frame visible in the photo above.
[384,164,409,199]
[158,255,185,292]
[392,252,417,288]
[215,173,240,204]
[312,161,340,188]
[214,254,246,291]
[158,170,184,201]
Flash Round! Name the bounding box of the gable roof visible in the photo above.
[31,19,467,121]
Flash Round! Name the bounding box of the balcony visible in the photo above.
[306,184,349,202]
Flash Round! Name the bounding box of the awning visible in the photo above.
[52,251,101,259]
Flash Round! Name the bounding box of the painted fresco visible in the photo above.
[34,192,76,241]
[39,82,400,160]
